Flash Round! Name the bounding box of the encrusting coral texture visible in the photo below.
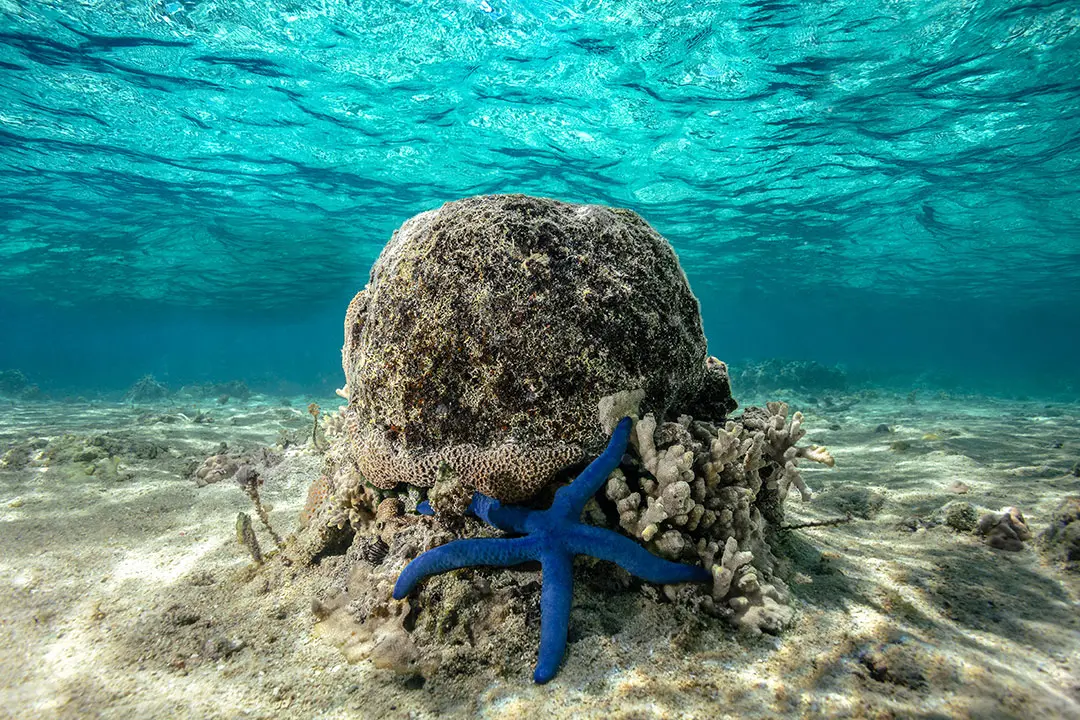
[976,506,1032,551]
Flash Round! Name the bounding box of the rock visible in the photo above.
[336,194,733,502]
[940,501,979,532]
[203,637,245,660]
[976,507,1032,551]
[1038,496,1080,568]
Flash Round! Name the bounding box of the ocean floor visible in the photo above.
[1,390,1079,719]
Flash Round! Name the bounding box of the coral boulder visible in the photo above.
[337,194,733,503]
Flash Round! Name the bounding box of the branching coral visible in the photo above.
[600,390,835,634]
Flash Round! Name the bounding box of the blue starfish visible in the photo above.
[392,416,711,683]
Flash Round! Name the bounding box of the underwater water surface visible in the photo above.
[0,0,1077,396]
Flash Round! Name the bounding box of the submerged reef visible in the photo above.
[731,358,849,393]
[297,195,834,681]
[125,374,169,403]
[178,380,253,404]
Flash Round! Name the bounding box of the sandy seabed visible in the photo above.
[0,391,1078,720]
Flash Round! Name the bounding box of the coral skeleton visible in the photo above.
[601,391,833,633]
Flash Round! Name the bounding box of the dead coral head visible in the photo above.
[336,195,736,503]
[1038,496,1080,566]
[193,453,239,487]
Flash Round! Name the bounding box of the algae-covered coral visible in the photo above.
[297,194,834,680]
[333,194,735,504]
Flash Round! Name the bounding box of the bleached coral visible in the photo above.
[322,407,347,440]
[600,390,834,634]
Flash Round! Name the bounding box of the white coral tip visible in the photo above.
[801,445,835,467]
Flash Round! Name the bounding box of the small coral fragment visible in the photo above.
[941,501,979,532]
[193,453,239,487]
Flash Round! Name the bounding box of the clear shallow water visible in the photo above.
[0,0,1078,395]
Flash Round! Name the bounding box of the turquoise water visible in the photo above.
[1,0,1078,396]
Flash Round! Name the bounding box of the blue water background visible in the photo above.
[1,1,1078,398]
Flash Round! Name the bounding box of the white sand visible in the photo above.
[1,392,1078,719]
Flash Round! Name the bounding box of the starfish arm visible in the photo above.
[550,416,632,519]
[533,549,574,684]
[392,536,539,599]
[565,524,711,585]
[467,492,532,533]
[415,495,530,533]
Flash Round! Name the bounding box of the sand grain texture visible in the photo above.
[1,392,1078,719]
